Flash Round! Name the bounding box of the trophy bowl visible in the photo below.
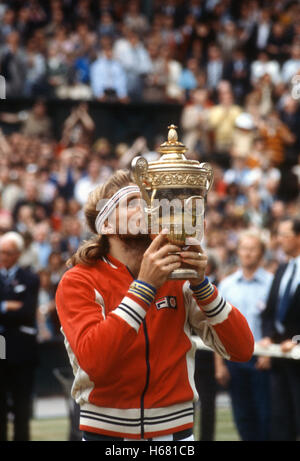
[131,125,214,280]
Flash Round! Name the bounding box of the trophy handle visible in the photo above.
[199,162,214,193]
[131,156,151,207]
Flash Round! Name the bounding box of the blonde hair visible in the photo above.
[67,169,132,267]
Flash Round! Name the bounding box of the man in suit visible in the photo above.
[261,217,300,440]
[0,231,40,441]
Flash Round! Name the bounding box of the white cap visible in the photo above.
[235,112,255,130]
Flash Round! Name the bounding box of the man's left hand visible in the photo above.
[179,244,208,285]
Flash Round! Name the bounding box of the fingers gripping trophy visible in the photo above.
[132,124,214,280]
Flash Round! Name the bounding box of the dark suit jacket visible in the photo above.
[262,263,300,343]
[0,267,40,363]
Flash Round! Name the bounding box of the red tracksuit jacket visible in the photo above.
[56,254,254,439]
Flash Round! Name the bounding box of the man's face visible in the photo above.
[116,192,148,237]
[0,240,20,269]
[238,236,263,270]
[277,220,299,257]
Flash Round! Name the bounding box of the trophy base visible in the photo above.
[168,268,199,280]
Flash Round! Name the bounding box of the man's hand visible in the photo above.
[137,231,182,289]
[179,244,208,285]
[5,301,23,311]
[280,339,296,353]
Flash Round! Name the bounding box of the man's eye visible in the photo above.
[128,199,140,208]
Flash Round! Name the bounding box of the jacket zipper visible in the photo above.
[125,266,151,438]
[140,319,150,439]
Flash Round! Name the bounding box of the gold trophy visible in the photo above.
[131,125,214,279]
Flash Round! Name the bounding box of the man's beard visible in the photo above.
[118,232,152,250]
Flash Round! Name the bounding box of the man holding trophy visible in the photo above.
[56,126,254,441]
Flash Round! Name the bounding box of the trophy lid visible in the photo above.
[131,124,214,196]
[158,124,188,158]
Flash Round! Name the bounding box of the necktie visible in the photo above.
[277,262,297,323]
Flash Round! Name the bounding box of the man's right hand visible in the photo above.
[137,231,182,290]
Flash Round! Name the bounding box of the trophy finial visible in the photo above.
[167,125,178,143]
[158,124,187,156]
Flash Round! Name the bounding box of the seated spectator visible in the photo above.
[90,40,128,102]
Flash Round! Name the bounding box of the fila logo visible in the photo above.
[155,296,177,311]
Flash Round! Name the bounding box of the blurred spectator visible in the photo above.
[36,269,56,342]
[223,48,250,105]
[74,156,112,206]
[0,231,40,441]
[31,222,52,269]
[281,43,300,85]
[257,109,296,166]
[217,229,273,441]
[217,19,240,63]
[0,8,15,44]
[13,175,50,225]
[0,100,53,139]
[61,103,95,147]
[250,51,281,86]
[123,0,149,36]
[247,8,272,60]
[207,83,242,166]
[231,112,256,159]
[178,57,200,99]
[261,217,300,441]
[90,39,128,102]
[24,36,47,97]
[113,26,152,100]
[181,87,211,158]
[206,44,224,93]
[0,31,27,97]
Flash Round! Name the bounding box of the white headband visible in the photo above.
[95,185,141,234]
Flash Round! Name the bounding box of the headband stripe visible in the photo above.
[95,185,140,234]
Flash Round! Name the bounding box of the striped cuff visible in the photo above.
[190,278,231,325]
[113,280,156,332]
[190,277,214,301]
[128,280,157,306]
